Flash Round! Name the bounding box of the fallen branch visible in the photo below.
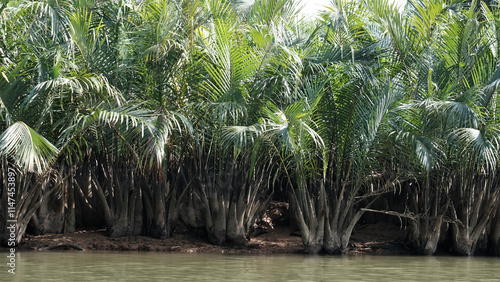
[39,244,85,251]
[361,208,463,225]
[361,208,417,221]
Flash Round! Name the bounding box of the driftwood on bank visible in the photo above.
[38,244,85,251]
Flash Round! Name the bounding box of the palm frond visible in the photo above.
[61,105,186,168]
[0,121,59,174]
[450,126,500,172]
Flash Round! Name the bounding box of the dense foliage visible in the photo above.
[1,0,500,256]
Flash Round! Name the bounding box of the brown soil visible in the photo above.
[5,202,411,255]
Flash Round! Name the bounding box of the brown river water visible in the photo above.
[2,251,500,281]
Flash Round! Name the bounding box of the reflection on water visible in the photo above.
[2,251,500,281]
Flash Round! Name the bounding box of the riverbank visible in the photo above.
[6,202,411,255]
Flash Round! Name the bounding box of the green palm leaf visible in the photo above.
[0,121,59,173]
[450,126,500,172]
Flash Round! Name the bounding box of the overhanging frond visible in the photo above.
[0,121,59,174]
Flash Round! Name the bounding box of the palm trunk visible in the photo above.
[490,204,500,256]
[64,172,75,233]
[183,157,272,245]
[405,174,448,255]
[91,164,145,238]
[150,181,167,238]
[289,181,325,254]
[408,214,444,255]
[450,189,499,256]
[448,174,500,256]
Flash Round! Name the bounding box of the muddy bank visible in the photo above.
[3,202,411,255]
[9,222,408,255]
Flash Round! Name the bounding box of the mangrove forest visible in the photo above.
[1,0,500,256]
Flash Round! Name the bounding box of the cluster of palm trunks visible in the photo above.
[1,0,500,256]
